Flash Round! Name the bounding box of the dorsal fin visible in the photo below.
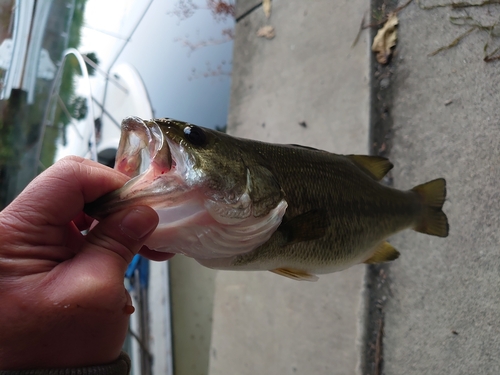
[288,144,323,152]
[346,155,393,181]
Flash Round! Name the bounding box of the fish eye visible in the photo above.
[183,125,207,147]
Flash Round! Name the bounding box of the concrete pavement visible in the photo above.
[382,1,500,374]
[209,1,371,374]
[205,1,500,374]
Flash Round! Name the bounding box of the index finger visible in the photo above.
[4,156,129,227]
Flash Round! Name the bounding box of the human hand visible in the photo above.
[0,156,168,370]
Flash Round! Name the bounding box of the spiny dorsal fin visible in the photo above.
[364,241,400,264]
[347,155,393,181]
[289,144,323,152]
[270,268,319,282]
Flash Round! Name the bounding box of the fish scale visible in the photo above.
[85,117,449,281]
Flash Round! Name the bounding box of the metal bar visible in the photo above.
[81,23,129,41]
[91,97,122,129]
[99,0,154,118]
[81,54,129,93]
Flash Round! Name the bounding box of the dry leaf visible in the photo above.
[257,25,275,39]
[263,0,271,18]
[372,13,399,64]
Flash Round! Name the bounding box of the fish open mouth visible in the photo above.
[85,116,185,219]
[114,116,170,178]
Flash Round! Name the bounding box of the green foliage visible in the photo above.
[39,124,60,169]
[0,0,90,207]
[40,0,90,167]
[0,116,15,165]
[68,96,88,120]
[84,52,99,76]
[68,0,86,49]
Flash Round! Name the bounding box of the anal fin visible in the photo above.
[270,268,319,282]
[364,241,400,264]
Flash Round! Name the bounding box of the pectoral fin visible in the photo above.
[364,241,400,264]
[278,209,330,245]
[347,155,393,181]
[270,268,319,282]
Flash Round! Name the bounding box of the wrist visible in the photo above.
[0,352,131,375]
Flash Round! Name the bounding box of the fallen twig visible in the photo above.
[417,0,500,10]
[450,15,499,31]
[352,13,366,48]
[451,0,500,8]
[428,26,476,56]
[484,40,500,60]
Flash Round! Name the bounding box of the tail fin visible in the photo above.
[412,178,449,237]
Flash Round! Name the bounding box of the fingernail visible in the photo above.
[123,290,135,315]
[120,207,157,240]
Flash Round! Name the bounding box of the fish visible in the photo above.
[85,116,449,281]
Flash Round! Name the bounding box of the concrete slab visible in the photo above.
[169,256,217,375]
[381,1,500,374]
[209,0,371,374]
[210,269,366,375]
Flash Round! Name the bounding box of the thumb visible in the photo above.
[46,206,159,313]
[85,206,159,268]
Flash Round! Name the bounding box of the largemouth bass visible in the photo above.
[85,116,449,281]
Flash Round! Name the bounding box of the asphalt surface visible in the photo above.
[208,1,500,374]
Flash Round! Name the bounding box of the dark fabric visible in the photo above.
[0,352,131,375]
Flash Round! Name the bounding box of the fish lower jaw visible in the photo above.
[118,167,192,202]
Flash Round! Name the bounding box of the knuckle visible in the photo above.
[87,230,136,264]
